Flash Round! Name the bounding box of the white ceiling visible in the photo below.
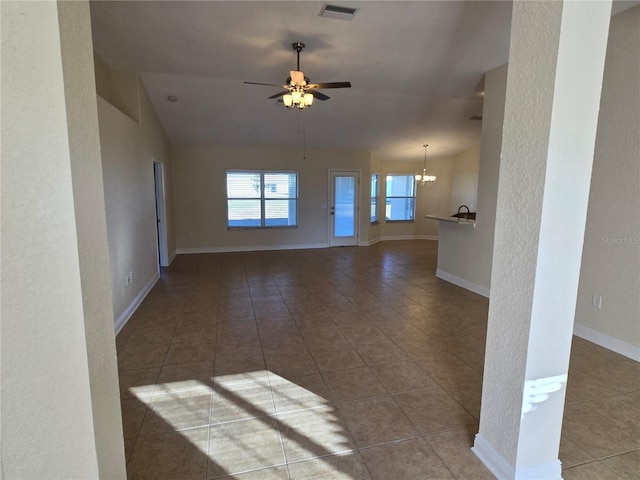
[89,1,634,161]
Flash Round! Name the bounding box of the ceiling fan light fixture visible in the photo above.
[304,93,314,106]
[283,94,293,107]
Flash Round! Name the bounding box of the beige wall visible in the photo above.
[1,1,125,477]
[171,145,457,251]
[96,62,176,331]
[172,144,372,251]
[378,157,453,241]
[435,65,507,296]
[450,144,480,213]
[574,6,640,358]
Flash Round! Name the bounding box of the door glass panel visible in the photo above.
[334,176,355,237]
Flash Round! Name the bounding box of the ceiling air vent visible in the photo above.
[319,4,359,20]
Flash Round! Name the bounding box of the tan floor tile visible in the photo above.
[370,359,438,394]
[127,427,209,480]
[140,388,212,436]
[213,355,267,378]
[412,351,483,385]
[598,450,640,479]
[360,437,454,479]
[211,380,275,424]
[565,369,625,405]
[116,242,638,480]
[424,425,495,479]
[563,393,640,458]
[322,367,388,402]
[264,351,319,378]
[217,466,289,479]
[121,399,148,440]
[339,397,419,448]
[287,452,372,479]
[441,380,483,420]
[279,406,356,462]
[207,417,285,478]
[562,460,619,480]
[119,367,160,400]
[118,341,170,371]
[354,340,410,366]
[172,322,217,343]
[394,388,477,434]
[164,340,216,366]
[270,373,333,414]
[559,435,596,468]
[155,362,214,395]
[311,348,366,373]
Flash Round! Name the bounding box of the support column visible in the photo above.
[1,1,126,478]
[472,1,611,479]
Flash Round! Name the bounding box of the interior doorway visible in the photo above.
[153,161,169,267]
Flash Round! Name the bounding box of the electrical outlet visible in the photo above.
[129,271,133,284]
[125,274,130,286]
[592,294,602,309]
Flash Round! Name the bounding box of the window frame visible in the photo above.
[371,173,380,224]
[385,173,417,222]
[226,170,298,229]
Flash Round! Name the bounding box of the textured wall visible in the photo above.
[171,144,373,250]
[575,6,640,352]
[1,1,100,477]
[98,96,159,325]
[478,0,611,471]
[57,1,126,477]
[436,66,507,293]
[449,144,480,213]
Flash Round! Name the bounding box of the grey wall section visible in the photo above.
[1,1,125,477]
[172,145,456,251]
[435,64,507,295]
[575,6,640,357]
[171,144,373,251]
[57,2,126,477]
[96,68,176,331]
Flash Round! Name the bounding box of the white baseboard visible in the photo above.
[472,434,562,480]
[573,323,640,362]
[178,237,438,254]
[114,272,160,335]
[359,237,381,246]
[380,234,438,242]
[167,250,177,265]
[176,243,329,254]
[436,269,490,298]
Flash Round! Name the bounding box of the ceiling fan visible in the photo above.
[244,42,351,110]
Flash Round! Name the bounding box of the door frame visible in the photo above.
[328,169,360,247]
[153,161,169,267]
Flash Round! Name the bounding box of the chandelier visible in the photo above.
[283,71,314,110]
[416,144,436,186]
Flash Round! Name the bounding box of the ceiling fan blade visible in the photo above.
[307,82,351,89]
[310,90,330,101]
[244,81,287,88]
[268,90,289,99]
[290,70,305,85]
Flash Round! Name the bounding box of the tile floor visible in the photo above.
[116,240,639,479]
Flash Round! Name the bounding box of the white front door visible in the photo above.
[329,170,359,247]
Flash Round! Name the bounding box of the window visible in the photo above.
[385,174,416,221]
[226,171,297,228]
[371,173,380,223]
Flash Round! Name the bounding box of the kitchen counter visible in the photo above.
[425,213,476,225]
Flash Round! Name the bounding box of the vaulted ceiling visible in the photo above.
[89,1,633,161]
